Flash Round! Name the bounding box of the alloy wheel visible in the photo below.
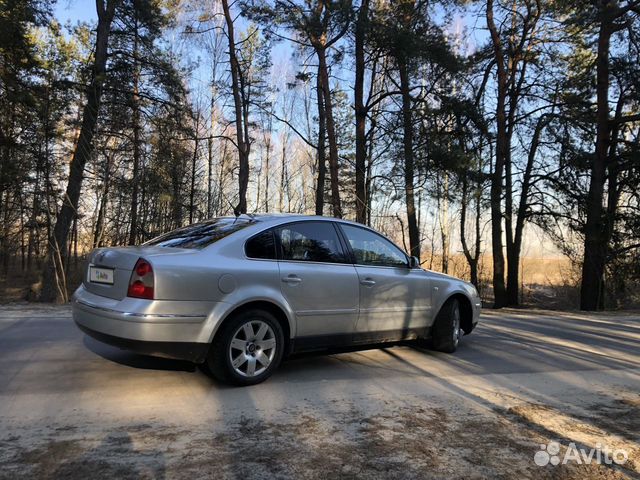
[228,320,277,377]
[452,304,461,346]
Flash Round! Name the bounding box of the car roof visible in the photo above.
[214,213,365,228]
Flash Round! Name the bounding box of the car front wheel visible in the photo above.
[432,298,462,353]
[207,309,284,386]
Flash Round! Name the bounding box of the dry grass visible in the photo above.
[423,253,581,309]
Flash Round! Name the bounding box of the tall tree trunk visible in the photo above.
[128,10,141,245]
[398,57,420,259]
[207,134,213,218]
[40,0,118,302]
[365,142,374,226]
[72,213,79,270]
[486,0,508,308]
[580,6,613,311]
[19,188,25,271]
[439,172,449,274]
[504,137,516,304]
[507,114,549,305]
[28,157,41,270]
[458,117,482,289]
[139,158,148,238]
[170,151,182,228]
[354,0,369,224]
[218,140,228,214]
[0,105,17,274]
[460,174,480,288]
[365,97,381,227]
[221,0,249,216]
[604,98,623,305]
[207,74,217,218]
[317,48,342,218]
[279,137,287,212]
[263,126,271,212]
[93,150,113,248]
[255,157,261,210]
[189,130,199,224]
[315,66,326,216]
[1,191,9,274]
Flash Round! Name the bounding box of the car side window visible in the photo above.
[277,222,347,264]
[245,230,276,260]
[340,224,408,267]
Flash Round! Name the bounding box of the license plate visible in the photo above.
[89,266,114,285]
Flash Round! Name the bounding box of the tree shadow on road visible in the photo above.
[51,432,166,480]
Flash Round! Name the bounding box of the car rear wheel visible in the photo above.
[431,298,461,353]
[207,309,284,386]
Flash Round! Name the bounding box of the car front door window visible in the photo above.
[339,224,407,267]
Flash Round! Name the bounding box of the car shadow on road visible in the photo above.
[83,336,197,373]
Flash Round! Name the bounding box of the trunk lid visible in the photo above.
[83,246,190,300]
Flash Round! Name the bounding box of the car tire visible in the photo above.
[431,298,462,353]
[207,309,284,386]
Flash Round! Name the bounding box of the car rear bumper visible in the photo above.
[76,321,209,363]
[72,285,212,363]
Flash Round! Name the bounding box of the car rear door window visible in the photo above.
[340,224,408,267]
[277,222,347,264]
[245,230,276,259]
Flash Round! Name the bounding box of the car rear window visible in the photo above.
[144,218,254,249]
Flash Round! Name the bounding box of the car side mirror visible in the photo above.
[408,256,420,268]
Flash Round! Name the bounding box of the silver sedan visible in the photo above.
[73,214,481,385]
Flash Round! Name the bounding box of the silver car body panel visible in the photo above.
[278,260,359,337]
[73,214,481,362]
[353,265,432,333]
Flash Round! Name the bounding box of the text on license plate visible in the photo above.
[89,266,114,285]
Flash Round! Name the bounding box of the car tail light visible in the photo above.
[127,258,154,299]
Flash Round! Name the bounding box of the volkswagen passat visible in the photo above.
[73,214,481,385]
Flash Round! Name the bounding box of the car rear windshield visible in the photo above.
[144,217,255,249]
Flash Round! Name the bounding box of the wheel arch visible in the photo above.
[436,293,474,335]
[210,299,293,355]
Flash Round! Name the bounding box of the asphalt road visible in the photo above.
[0,304,639,479]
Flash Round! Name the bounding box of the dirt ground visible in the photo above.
[0,305,638,479]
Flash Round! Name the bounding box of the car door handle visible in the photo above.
[282,275,302,284]
[360,278,376,286]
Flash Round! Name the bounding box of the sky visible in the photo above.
[55,0,96,25]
